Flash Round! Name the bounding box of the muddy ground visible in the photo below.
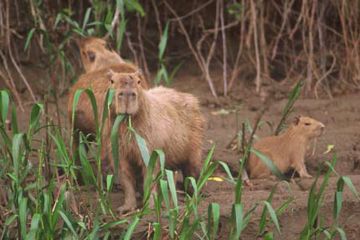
[3,65,360,239]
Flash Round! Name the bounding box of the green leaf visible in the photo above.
[336,227,347,240]
[110,114,125,178]
[0,90,10,124]
[116,19,127,51]
[125,0,145,16]
[230,204,244,239]
[342,176,360,200]
[59,210,78,238]
[207,203,220,240]
[260,201,281,235]
[251,149,284,180]
[107,174,114,193]
[129,126,150,166]
[19,197,28,239]
[158,21,170,60]
[124,217,140,240]
[82,8,92,31]
[25,28,36,52]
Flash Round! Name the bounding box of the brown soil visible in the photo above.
[6,65,360,239]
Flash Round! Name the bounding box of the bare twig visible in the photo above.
[5,0,36,102]
[137,13,150,81]
[169,0,215,22]
[250,0,262,93]
[125,31,139,66]
[164,0,218,99]
[220,0,227,96]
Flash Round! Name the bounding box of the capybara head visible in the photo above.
[78,37,124,73]
[107,69,143,115]
[293,116,325,139]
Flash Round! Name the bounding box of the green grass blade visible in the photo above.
[158,21,170,60]
[107,174,114,193]
[125,0,145,16]
[82,8,92,31]
[124,217,140,240]
[165,170,178,208]
[128,126,150,166]
[26,213,41,239]
[342,176,360,200]
[24,28,36,52]
[251,149,284,180]
[59,210,78,238]
[260,201,281,235]
[19,197,28,239]
[207,203,220,240]
[336,227,347,240]
[110,114,125,178]
[230,203,244,240]
[11,104,19,134]
[200,145,215,178]
[0,90,9,124]
[218,161,236,184]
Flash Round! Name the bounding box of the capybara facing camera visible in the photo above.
[101,70,205,215]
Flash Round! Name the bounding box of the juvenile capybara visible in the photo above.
[78,37,125,73]
[101,69,204,215]
[68,64,148,170]
[248,116,325,179]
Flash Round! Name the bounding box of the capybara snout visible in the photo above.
[107,69,142,115]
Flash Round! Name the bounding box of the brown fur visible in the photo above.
[248,116,325,179]
[78,37,125,73]
[102,70,205,214]
[68,64,148,174]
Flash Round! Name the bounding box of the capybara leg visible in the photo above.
[118,166,137,215]
[295,162,313,178]
[182,151,201,195]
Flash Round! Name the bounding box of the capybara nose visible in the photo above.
[124,90,136,98]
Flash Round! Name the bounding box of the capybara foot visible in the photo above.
[244,179,254,190]
[117,204,136,216]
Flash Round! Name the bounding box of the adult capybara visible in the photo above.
[248,116,325,179]
[101,69,204,215]
[68,64,148,170]
[78,37,125,73]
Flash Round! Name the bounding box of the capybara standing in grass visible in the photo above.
[78,37,125,73]
[68,64,148,173]
[248,116,325,179]
[102,69,205,215]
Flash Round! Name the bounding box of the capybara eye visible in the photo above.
[137,80,141,84]
[131,93,136,97]
[87,51,95,62]
[110,79,114,84]
[305,122,311,126]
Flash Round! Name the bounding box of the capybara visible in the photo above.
[68,64,148,174]
[102,69,204,215]
[248,116,325,179]
[78,37,125,73]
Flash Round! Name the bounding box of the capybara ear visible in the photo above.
[135,69,142,78]
[107,69,115,84]
[294,115,302,125]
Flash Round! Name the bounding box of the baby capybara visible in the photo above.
[101,69,205,215]
[248,116,325,179]
[78,37,125,73]
[68,64,148,169]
